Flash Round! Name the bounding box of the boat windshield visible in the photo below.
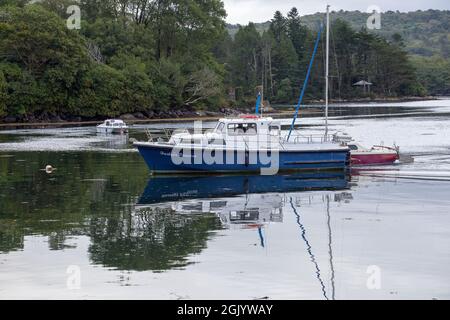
[228,123,257,136]
[215,122,225,133]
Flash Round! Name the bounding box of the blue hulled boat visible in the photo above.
[134,115,350,174]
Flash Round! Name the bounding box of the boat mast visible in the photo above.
[325,5,330,139]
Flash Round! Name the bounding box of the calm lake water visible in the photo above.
[1,99,450,300]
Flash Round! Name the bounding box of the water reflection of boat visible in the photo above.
[136,172,350,252]
[162,192,285,229]
[137,171,350,206]
[95,133,130,149]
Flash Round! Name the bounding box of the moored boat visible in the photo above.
[332,132,400,166]
[347,143,400,166]
[134,115,350,174]
[96,119,129,134]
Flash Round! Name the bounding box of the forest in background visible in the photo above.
[227,9,450,99]
[0,1,447,122]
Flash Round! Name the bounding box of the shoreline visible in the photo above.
[0,96,445,130]
[0,116,225,129]
[308,95,439,104]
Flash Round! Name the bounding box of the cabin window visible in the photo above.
[348,144,359,151]
[227,123,257,136]
[106,121,111,126]
[216,122,225,133]
[269,125,281,135]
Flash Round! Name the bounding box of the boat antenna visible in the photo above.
[325,5,330,139]
[287,23,324,142]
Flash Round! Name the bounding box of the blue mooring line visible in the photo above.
[287,24,324,141]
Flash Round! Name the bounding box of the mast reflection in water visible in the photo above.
[117,171,351,279]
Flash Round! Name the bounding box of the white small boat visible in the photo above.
[96,119,129,134]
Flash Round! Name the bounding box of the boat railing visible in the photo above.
[277,136,286,150]
[144,128,153,141]
[145,128,174,143]
[285,131,335,144]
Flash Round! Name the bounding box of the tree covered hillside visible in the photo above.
[227,9,450,95]
[0,2,443,122]
[221,9,424,105]
[0,0,227,121]
[301,10,450,58]
[228,10,450,58]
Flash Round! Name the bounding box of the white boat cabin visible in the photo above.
[98,119,127,128]
[169,116,281,149]
[97,119,129,134]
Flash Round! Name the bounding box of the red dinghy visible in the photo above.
[332,133,400,166]
[347,143,400,166]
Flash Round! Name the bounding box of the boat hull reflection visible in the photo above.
[138,171,350,205]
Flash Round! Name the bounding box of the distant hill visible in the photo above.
[227,9,450,58]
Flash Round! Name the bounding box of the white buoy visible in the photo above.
[45,165,55,174]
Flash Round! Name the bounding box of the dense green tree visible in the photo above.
[0,62,42,117]
[412,56,450,95]
[287,8,309,62]
[266,11,298,102]
[0,5,88,76]
[271,34,298,100]
[76,64,126,117]
[150,58,185,110]
[275,78,293,103]
[0,5,91,116]
[328,19,356,98]
[260,31,275,99]
[229,24,261,97]
[108,53,155,112]
[269,11,287,44]
[38,0,80,18]
[286,8,311,89]
[82,17,155,62]
[0,0,28,6]
[0,70,6,116]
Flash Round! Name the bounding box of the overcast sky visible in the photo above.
[223,0,450,24]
